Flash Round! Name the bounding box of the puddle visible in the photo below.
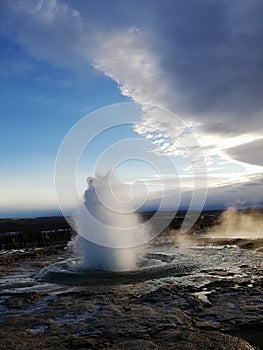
[27,324,48,334]
[0,293,57,321]
[28,294,57,315]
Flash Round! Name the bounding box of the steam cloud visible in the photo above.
[209,208,263,239]
[72,174,148,271]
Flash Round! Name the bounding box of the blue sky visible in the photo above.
[0,33,131,216]
[1,0,263,217]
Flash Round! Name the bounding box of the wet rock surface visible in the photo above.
[0,241,262,350]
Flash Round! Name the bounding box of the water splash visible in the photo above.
[72,174,148,271]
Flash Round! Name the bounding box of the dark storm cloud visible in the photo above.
[1,0,263,147]
[137,0,263,134]
[1,0,262,209]
[2,0,263,132]
[227,138,263,166]
[205,174,263,209]
[73,0,263,135]
[143,174,263,211]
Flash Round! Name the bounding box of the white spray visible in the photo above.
[72,174,147,271]
[208,208,263,239]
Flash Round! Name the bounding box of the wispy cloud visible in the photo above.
[1,0,263,208]
[2,1,263,153]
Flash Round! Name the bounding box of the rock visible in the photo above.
[116,339,158,350]
[158,330,256,350]
[0,239,262,350]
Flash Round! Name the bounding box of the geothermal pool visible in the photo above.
[1,177,263,350]
[0,236,262,350]
[1,237,262,291]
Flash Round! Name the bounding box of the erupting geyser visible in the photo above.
[72,174,147,272]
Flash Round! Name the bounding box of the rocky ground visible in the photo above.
[0,238,262,350]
